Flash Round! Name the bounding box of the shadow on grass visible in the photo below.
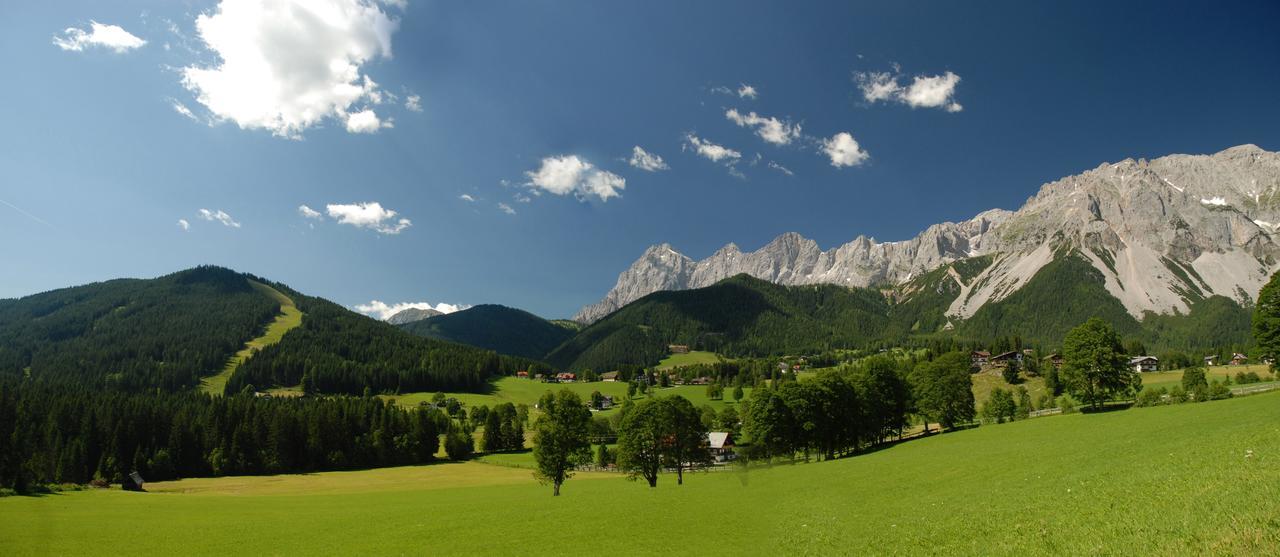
[1079,402,1134,414]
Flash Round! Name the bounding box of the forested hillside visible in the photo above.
[547,274,892,371]
[0,266,278,392]
[226,294,536,395]
[399,304,574,360]
[545,254,1255,371]
[0,266,535,396]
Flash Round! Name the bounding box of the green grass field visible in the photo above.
[5,390,1277,555]
[1138,364,1277,391]
[382,376,754,417]
[656,350,722,369]
[200,282,303,395]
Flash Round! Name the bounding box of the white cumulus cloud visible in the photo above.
[177,219,190,231]
[737,84,758,99]
[53,21,147,53]
[298,204,323,219]
[326,201,411,234]
[822,132,870,168]
[198,208,241,227]
[354,300,468,321]
[180,0,403,138]
[684,134,742,163]
[345,109,388,133]
[628,146,669,172]
[855,68,962,112]
[725,109,801,145]
[524,155,625,202]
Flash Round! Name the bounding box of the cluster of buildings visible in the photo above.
[971,349,1257,374]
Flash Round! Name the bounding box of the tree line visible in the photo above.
[0,380,447,493]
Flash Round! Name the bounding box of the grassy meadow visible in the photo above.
[200,281,303,395]
[656,350,723,369]
[4,390,1278,555]
[1138,364,1277,391]
[382,375,754,417]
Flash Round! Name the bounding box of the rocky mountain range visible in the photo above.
[387,307,443,325]
[576,144,1280,325]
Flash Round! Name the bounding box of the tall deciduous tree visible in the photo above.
[1253,270,1280,369]
[909,351,976,431]
[532,390,592,496]
[663,396,712,485]
[1061,318,1137,409]
[615,397,668,487]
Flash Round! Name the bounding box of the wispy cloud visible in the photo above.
[768,161,794,176]
[459,194,477,203]
[725,109,801,145]
[628,146,669,172]
[298,205,323,219]
[855,68,963,112]
[198,208,240,228]
[498,202,516,215]
[405,94,422,112]
[177,219,190,231]
[684,134,741,163]
[53,21,146,53]
[737,84,758,99]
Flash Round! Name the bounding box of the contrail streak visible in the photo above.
[0,198,56,229]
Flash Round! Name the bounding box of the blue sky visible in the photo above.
[2,0,1278,319]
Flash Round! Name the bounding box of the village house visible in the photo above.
[668,344,690,354]
[707,432,736,463]
[1231,353,1249,366]
[1204,355,1218,366]
[1042,353,1064,370]
[516,370,529,379]
[601,371,620,382]
[1129,356,1159,373]
[689,376,712,385]
[971,351,991,366]
[553,372,577,383]
[990,351,1023,365]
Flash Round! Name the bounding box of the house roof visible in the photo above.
[707,432,732,450]
[972,350,991,356]
[991,351,1020,360]
[1128,356,1159,364]
[601,371,619,379]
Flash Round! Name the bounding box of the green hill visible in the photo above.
[0,266,280,392]
[546,274,892,371]
[0,266,531,395]
[399,304,574,360]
